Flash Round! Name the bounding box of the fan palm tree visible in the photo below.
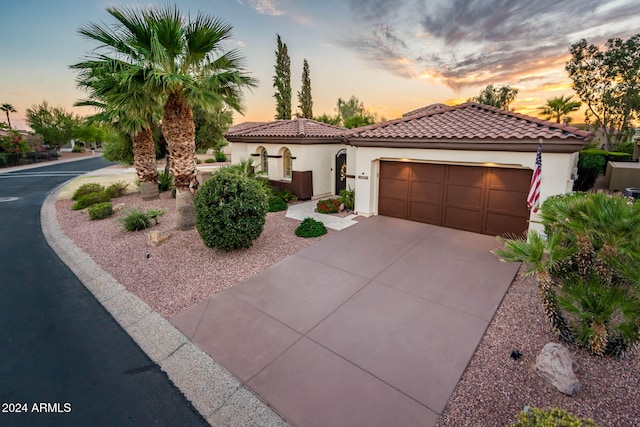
[538,94,582,124]
[76,5,256,229]
[1,103,17,129]
[71,60,162,200]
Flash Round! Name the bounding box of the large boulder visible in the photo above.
[534,342,581,396]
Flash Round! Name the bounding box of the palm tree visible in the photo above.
[538,94,581,124]
[1,103,17,129]
[71,60,162,200]
[77,5,256,229]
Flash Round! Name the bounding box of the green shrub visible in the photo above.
[146,208,165,224]
[205,158,215,163]
[71,144,84,153]
[574,150,606,191]
[196,158,202,164]
[338,187,355,210]
[316,198,340,214]
[72,191,110,210]
[215,150,227,162]
[295,217,327,238]
[511,406,598,427]
[276,189,298,202]
[72,183,105,201]
[158,171,174,192]
[87,202,113,220]
[194,169,268,251]
[613,141,635,155]
[268,196,288,212]
[105,181,129,198]
[119,209,151,232]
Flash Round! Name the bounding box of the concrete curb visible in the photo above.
[41,181,288,427]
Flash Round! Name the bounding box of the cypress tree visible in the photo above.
[273,34,291,120]
[297,59,313,119]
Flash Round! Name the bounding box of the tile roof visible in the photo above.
[225,118,346,139]
[402,103,449,117]
[348,102,593,142]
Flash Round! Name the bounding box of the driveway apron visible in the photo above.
[171,215,520,427]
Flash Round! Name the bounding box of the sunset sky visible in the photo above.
[1,0,639,131]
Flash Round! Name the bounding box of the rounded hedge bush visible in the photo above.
[72,183,104,201]
[268,196,288,212]
[194,169,268,251]
[72,191,111,210]
[87,202,113,220]
[295,217,327,238]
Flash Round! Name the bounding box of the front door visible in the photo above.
[335,149,347,194]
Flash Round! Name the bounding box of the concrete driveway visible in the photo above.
[171,216,520,426]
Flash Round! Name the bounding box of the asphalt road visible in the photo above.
[0,158,208,426]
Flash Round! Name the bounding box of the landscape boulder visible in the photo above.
[534,342,581,396]
[147,230,170,247]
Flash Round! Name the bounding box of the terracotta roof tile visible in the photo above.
[348,102,593,141]
[402,103,449,117]
[225,118,346,139]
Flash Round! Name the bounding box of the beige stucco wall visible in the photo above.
[352,146,579,233]
[230,142,351,198]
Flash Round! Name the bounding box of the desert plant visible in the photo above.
[338,187,355,210]
[194,169,267,250]
[119,209,151,231]
[495,192,640,357]
[158,171,173,192]
[146,208,165,225]
[72,183,105,200]
[316,198,340,214]
[105,181,129,198]
[268,196,288,212]
[72,191,111,210]
[87,202,114,220]
[276,189,298,202]
[295,217,327,238]
[511,406,598,427]
[214,150,227,162]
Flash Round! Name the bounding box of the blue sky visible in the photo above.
[1,0,639,130]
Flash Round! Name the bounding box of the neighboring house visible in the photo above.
[226,102,592,236]
[226,119,354,200]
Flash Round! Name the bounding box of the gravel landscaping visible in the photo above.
[55,190,639,426]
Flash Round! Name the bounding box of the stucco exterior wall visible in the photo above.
[352,147,579,233]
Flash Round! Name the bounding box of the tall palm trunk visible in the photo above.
[132,126,159,200]
[163,92,198,230]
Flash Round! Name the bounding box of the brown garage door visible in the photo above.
[378,161,531,236]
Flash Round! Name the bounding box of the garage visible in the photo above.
[378,161,532,236]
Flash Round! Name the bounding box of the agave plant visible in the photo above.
[495,192,640,357]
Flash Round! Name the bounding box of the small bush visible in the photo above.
[194,169,268,251]
[71,145,84,153]
[119,209,151,232]
[338,187,355,210]
[196,158,202,164]
[268,196,288,212]
[276,189,298,202]
[205,158,215,163]
[146,208,165,224]
[511,406,598,427]
[105,181,129,198]
[295,217,327,238]
[87,202,113,220]
[158,171,174,192]
[72,191,110,210]
[72,183,105,201]
[215,150,227,162]
[316,198,340,214]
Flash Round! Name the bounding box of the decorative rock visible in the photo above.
[339,203,345,212]
[113,202,126,213]
[147,230,170,247]
[534,342,581,396]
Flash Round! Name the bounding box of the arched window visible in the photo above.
[259,147,268,174]
[283,148,292,179]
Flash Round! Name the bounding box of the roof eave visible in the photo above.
[347,138,587,153]
[224,136,346,145]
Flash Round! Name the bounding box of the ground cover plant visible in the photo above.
[511,406,598,427]
[87,202,113,220]
[268,196,288,212]
[105,181,129,198]
[316,198,340,214]
[118,208,165,232]
[295,217,327,238]
[72,191,110,210]
[72,183,104,200]
[494,192,640,357]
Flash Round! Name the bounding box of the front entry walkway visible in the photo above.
[171,216,520,426]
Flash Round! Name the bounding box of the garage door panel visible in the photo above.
[379,178,408,198]
[486,189,529,216]
[411,163,445,183]
[444,206,482,232]
[410,181,442,201]
[445,185,483,209]
[409,201,441,224]
[379,196,408,218]
[447,165,485,186]
[380,162,409,179]
[484,212,529,237]
[489,168,531,190]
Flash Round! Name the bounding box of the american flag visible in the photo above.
[527,142,542,213]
